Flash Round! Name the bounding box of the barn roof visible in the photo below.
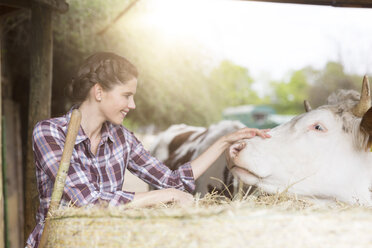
[243,0,372,8]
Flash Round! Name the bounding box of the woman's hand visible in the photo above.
[165,188,194,206]
[222,127,271,146]
[190,127,271,180]
[129,188,194,208]
[223,128,271,170]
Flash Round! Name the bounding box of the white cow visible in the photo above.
[228,76,372,206]
[150,120,246,197]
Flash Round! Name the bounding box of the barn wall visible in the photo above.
[0,19,4,248]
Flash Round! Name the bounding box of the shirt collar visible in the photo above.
[65,106,114,145]
[101,121,115,143]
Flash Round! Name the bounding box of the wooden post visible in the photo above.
[4,100,23,248]
[0,20,5,248]
[24,2,53,242]
[39,109,81,248]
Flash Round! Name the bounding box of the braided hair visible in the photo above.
[68,52,138,104]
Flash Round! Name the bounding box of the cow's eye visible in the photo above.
[309,123,327,132]
[312,123,327,132]
[314,124,323,131]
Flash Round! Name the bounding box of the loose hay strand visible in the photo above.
[209,176,233,199]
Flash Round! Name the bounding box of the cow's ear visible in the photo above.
[360,106,372,150]
[360,106,372,134]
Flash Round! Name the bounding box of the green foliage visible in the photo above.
[270,70,310,114]
[269,62,363,115]
[209,60,261,107]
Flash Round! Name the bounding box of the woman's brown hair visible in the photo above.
[68,52,138,104]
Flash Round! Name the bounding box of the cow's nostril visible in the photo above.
[230,142,246,157]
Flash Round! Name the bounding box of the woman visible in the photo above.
[26,52,270,247]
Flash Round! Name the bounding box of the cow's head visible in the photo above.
[228,76,372,205]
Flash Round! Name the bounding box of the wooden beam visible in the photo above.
[0,0,29,9]
[0,19,5,248]
[0,0,69,13]
[24,1,53,242]
[0,6,21,16]
[244,0,372,8]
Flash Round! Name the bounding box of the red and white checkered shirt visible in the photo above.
[26,108,195,248]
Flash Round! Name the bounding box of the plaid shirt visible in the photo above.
[26,108,195,248]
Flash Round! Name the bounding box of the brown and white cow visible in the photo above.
[150,120,246,197]
[228,76,372,206]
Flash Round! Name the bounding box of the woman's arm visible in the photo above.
[190,128,271,180]
[127,132,195,193]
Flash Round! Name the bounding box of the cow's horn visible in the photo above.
[304,100,312,112]
[352,75,371,117]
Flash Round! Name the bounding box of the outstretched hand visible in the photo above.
[190,127,271,180]
[223,128,271,170]
[223,127,271,145]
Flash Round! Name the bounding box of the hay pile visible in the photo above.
[46,193,372,248]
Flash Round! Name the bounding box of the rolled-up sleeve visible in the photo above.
[127,134,195,193]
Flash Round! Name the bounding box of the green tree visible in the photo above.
[270,70,310,114]
[209,60,261,107]
[269,62,363,115]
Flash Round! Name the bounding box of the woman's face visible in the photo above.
[100,78,137,125]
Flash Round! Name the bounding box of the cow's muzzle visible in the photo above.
[225,141,246,170]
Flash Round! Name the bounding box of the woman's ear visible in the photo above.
[93,83,103,102]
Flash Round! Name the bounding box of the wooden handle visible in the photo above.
[39,109,82,248]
